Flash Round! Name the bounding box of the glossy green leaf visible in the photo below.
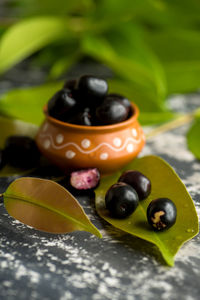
[92,0,200,29]
[146,30,200,93]
[187,118,200,160]
[16,0,94,17]
[104,23,166,101]
[0,81,62,125]
[0,16,68,74]
[82,32,166,103]
[95,155,199,266]
[48,51,81,79]
[108,79,174,125]
[4,177,102,237]
[139,111,176,126]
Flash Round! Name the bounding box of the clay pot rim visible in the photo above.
[43,102,139,132]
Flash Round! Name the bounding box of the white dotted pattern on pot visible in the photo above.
[81,139,91,149]
[39,127,144,159]
[65,150,76,159]
[100,153,109,160]
[56,134,64,144]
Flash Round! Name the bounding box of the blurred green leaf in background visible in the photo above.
[1,0,200,157]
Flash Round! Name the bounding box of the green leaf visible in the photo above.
[104,24,167,101]
[3,177,102,237]
[187,118,200,160]
[0,81,62,125]
[0,16,69,74]
[82,25,166,105]
[92,0,149,21]
[95,155,199,266]
[108,79,174,125]
[165,61,200,93]
[145,30,200,93]
[48,51,80,79]
[15,0,94,17]
[92,0,200,29]
[139,111,175,126]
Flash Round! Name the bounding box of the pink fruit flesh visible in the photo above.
[70,168,100,190]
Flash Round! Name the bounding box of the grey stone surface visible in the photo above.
[0,68,200,300]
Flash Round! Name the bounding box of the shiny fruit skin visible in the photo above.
[4,136,40,169]
[63,79,76,90]
[96,98,129,125]
[105,182,139,218]
[108,93,132,110]
[68,108,92,126]
[147,198,177,231]
[76,75,108,106]
[47,88,77,121]
[118,170,151,200]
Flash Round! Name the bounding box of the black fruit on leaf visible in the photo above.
[105,182,139,218]
[118,170,151,200]
[147,198,177,231]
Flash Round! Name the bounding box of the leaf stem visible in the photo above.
[146,112,195,140]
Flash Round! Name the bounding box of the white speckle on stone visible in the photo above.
[3,281,12,287]
[47,262,56,273]
[132,128,137,137]
[104,277,119,287]
[43,139,50,149]
[66,150,76,159]
[60,291,73,300]
[102,262,109,271]
[126,143,134,153]
[56,133,64,144]
[81,139,91,149]
[1,261,8,268]
[100,152,108,160]
[98,282,109,295]
[113,137,122,147]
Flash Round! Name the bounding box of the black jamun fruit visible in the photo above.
[68,108,92,126]
[76,75,108,106]
[107,93,132,113]
[105,182,139,218]
[118,170,151,200]
[47,88,77,121]
[0,149,7,170]
[4,136,40,169]
[147,198,177,231]
[96,98,129,125]
[63,79,76,90]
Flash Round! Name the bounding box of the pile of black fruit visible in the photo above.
[0,136,40,170]
[105,170,177,231]
[47,75,133,126]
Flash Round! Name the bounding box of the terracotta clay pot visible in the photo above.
[36,103,145,174]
